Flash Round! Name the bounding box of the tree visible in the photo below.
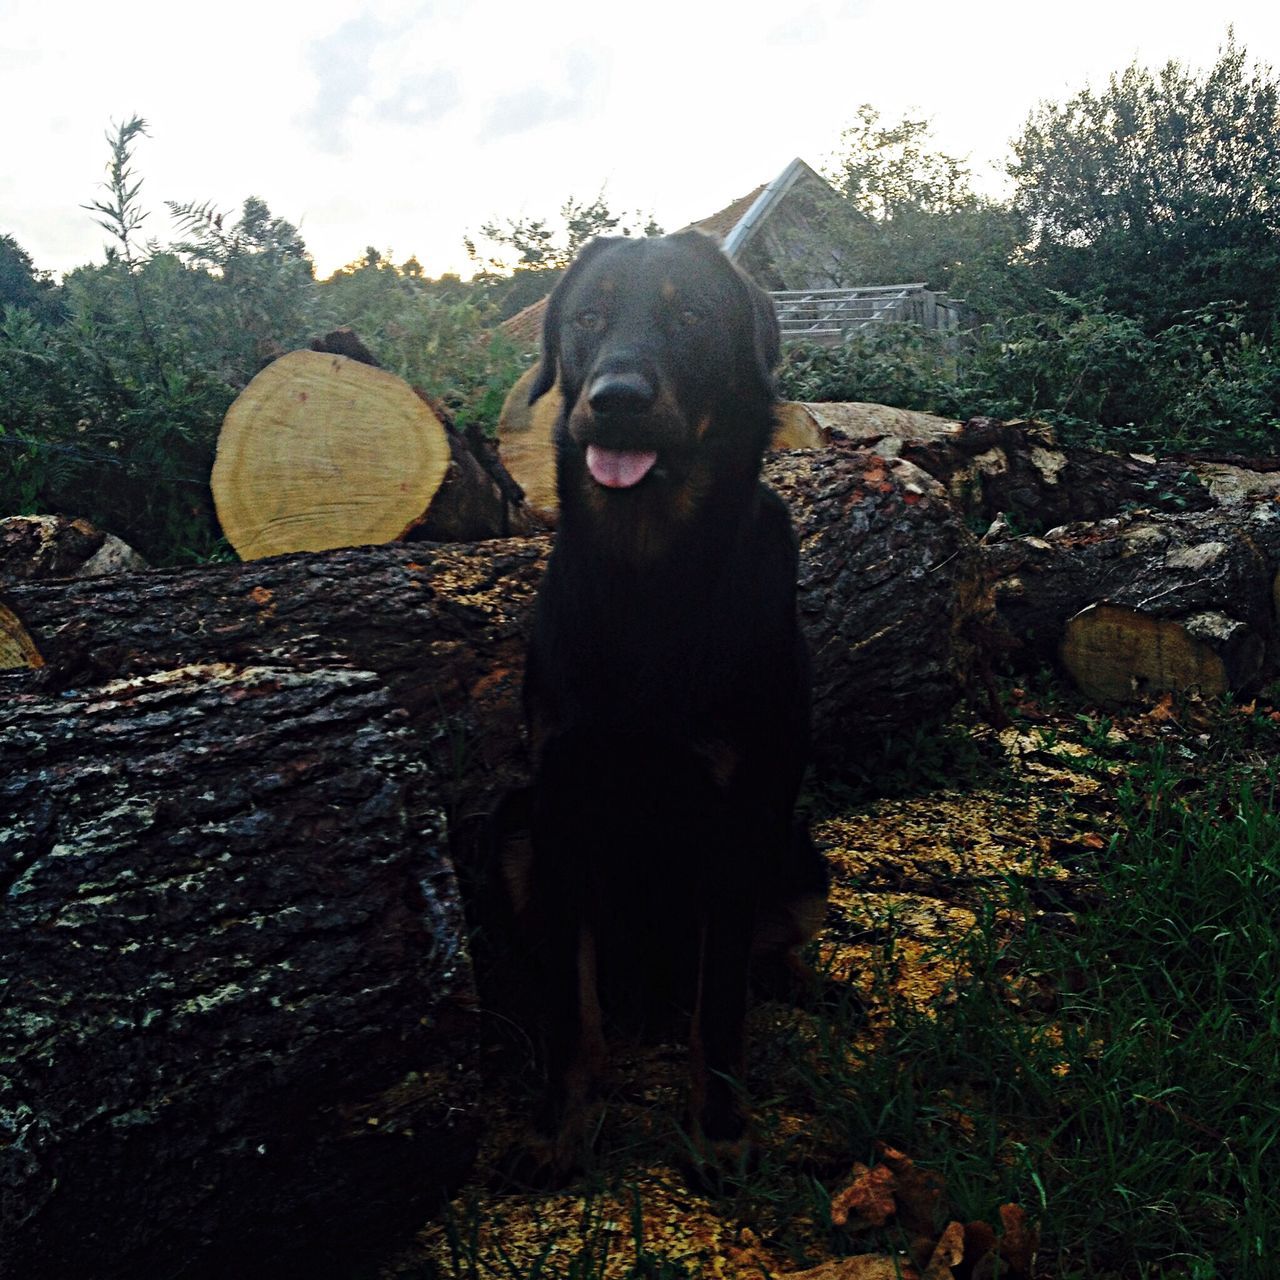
[167,194,315,372]
[0,235,61,319]
[1009,32,1280,333]
[466,190,660,274]
[820,106,1024,313]
[831,105,975,222]
[464,192,663,320]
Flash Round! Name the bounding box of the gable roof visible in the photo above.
[683,183,767,241]
[718,157,831,259]
[499,295,548,349]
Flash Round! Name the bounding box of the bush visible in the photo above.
[777,296,1280,458]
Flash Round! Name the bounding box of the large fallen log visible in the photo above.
[496,378,1219,534]
[766,445,988,752]
[3,442,986,773]
[1,538,549,829]
[984,505,1280,700]
[0,664,479,1279]
[0,442,985,1270]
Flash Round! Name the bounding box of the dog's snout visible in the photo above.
[587,371,657,417]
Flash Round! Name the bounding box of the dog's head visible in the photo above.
[528,232,781,555]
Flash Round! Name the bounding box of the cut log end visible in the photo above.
[212,350,452,560]
[1061,603,1265,703]
[0,603,45,670]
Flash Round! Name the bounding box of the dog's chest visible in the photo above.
[536,551,757,738]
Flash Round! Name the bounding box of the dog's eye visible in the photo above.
[574,310,605,333]
[679,307,704,327]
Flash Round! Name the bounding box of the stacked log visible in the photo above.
[3,400,1279,1274]
[0,514,147,581]
[983,505,1280,702]
[0,664,478,1279]
[210,331,537,561]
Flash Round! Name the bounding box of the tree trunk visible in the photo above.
[213,350,455,559]
[0,664,478,1279]
[212,337,538,561]
[832,414,1217,531]
[1,537,550,825]
[984,505,1280,700]
[1,514,147,582]
[0,441,989,1269]
[4,442,986,769]
[766,442,988,760]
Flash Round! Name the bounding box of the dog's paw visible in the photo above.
[499,1098,600,1190]
[678,1128,759,1195]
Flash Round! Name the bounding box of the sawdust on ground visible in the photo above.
[384,715,1122,1279]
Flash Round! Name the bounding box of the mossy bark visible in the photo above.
[0,664,478,1279]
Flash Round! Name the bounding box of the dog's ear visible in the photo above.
[528,237,618,405]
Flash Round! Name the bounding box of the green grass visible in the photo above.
[790,701,1280,1278]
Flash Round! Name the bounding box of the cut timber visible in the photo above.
[765,441,987,758]
[0,514,147,582]
[786,400,958,443]
[768,401,831,449]
[212,349,451,559]
[496,369,832,522]
[896,418,1215,530]
[6,444,985,777]
[986,505,1280,700]
[1062,603,1265,703]
[494,366,563,521]
[495,393,1219,533]
[0,603,43,670]
[2,540,550,836]
[0,663,478,1280]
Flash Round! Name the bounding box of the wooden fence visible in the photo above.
[770,285,962,344]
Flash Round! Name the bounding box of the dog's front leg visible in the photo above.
[687,874,756,1179]
[510,905,606,1185]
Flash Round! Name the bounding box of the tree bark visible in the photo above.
[835,415,1217,531]
[0,664,478,1279]
[4,442,986,771]
[766,442,987,760]
[1,537,550,825]
[0,514,147,582]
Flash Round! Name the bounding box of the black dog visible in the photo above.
[512,230,827,1178]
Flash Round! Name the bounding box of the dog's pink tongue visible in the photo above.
[585,444,658,489]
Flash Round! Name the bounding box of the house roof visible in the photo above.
[683,183,767,241]
[497,159,830,348]
[719,157,830,259]
[499,295,547,349]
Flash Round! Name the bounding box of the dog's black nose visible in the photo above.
[587,371,657,416]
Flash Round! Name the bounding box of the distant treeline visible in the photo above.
[3,33,1278,563]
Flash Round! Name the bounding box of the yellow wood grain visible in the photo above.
[212,351,450,561]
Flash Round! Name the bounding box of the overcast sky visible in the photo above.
[4,1,1278,281]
